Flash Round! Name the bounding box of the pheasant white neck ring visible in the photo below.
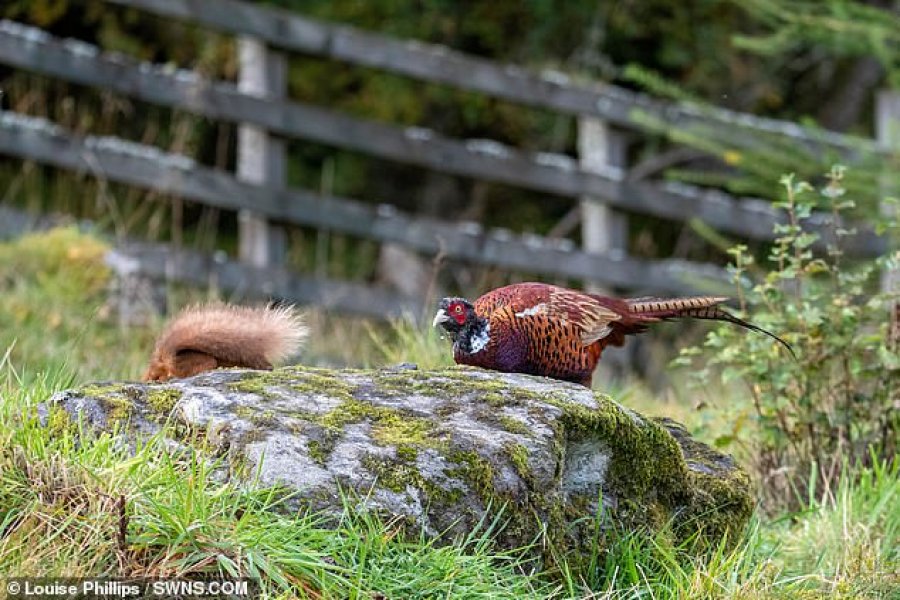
[458,320,490,355]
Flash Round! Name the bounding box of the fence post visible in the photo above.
[237,36,287,268]
[578,117,629,295]
[578,117,633,380]
[875,90,900,347]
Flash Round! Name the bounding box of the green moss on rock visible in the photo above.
[374,367,543,408]
[496,414,532,436]
[372,413,434,447]
[228,366,357,403]
[446,450,497,504]
[318,398,439,450]
[52,365,752,561]
[45,404,74,436]
[223,366,744,550]
[504,441,532,485]
[288,370,357,403]
[654,417,753,545]
[544,391,689,528]
[307,439,328,465]
[234,405,257,421]
[146,387,182,414]
[363,454,463,504]
[396,444,418,462]
[79,383,135,424]
[228,378,272,396]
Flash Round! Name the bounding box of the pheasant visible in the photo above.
[432,282,792,387]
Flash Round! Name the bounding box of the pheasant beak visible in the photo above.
[432,309,450,328]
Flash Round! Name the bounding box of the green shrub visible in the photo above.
[0,227,160,385]
[676,166,898,511]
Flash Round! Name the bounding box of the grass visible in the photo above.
[0,363,548,598]
[0,227,156,384]
[0,228,897,598]
[2,358,897,598]
[558,460,899,598]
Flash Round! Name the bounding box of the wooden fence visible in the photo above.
[0,0,895,319]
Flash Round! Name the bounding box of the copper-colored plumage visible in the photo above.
[143,303,307,382]
[436,282,792,387]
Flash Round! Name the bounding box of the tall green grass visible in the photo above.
[0,359,550,597]
[0,227,155,385]
[2,354,896,598]
[554,459,899,598]
[0,228,897,598]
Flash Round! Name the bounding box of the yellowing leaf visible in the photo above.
[723,150,743,165]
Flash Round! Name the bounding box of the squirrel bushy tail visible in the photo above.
[143,303,308,382]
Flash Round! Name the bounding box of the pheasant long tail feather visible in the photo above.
[626,296,796,358]
[626,296,729,317]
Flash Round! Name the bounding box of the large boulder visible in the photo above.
[42,365,752,553]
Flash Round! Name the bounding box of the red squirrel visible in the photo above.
[143,303,307,382]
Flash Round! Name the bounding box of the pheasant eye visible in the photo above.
[453,305,464,314]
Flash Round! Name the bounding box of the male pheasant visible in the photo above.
[433,282,792,387]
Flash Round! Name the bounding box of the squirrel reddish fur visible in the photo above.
[143,303,308,382]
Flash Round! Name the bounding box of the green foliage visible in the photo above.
[0,226,110,295]
[554,457,899,598]
[676,166,898,510]
[621,64,705,105]
[0,365,548,598]
[364,317,456,370]
[621,0,900,213]
[0,228,156,386]
[629,102,891,215]
[0,228,896,598]
[732,0,900,88]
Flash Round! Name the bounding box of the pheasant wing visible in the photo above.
[474,282,624,347]
[545,288,623,345]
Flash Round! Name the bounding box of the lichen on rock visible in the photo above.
[40,365,753,555]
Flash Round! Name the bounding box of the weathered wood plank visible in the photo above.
[578,118,629,295]
[105,0,882,157]
[108,244,421,319]
[0,111,733,295]
[236,36,288,267]
[0,206,73,240]
[0,21,885,256]
[0,202,414,320]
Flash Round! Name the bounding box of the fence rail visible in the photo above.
[107,0,885,157]
[0,21,885,258]
[0,1,894,319]
[0,111,733,295]
[0,206,72,240]
[108,245,421,319]
[0,201,417,319]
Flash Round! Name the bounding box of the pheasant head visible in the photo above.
[432,297,490,354]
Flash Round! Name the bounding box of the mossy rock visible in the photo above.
[41,365,752,556]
